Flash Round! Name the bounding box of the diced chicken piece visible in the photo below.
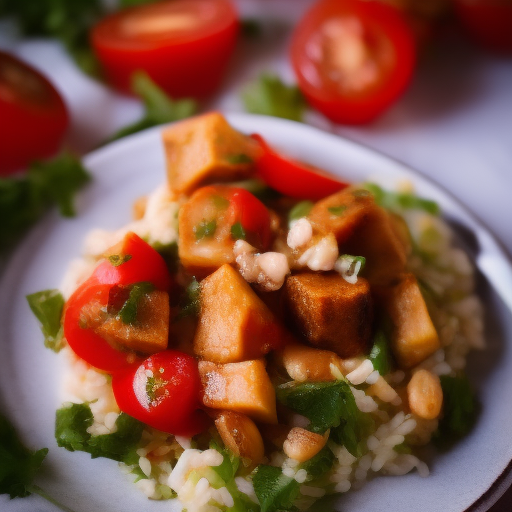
[162,112,261,197]
[342,206,408,286]
[307,188,375,244]
[381,274,441,368]
[214,411,265,466]
[275,343,343,382]
[199,359,277,424]
[178,186,236,277]
[194,264,285,363]
[283,273,373,358]
[91,290,169,354]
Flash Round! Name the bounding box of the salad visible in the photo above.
[29,113,483,512]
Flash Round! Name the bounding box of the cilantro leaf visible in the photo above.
[242,74,306,122]
[0,0,103,75]
[299,446,335,479]
[276,380,351,434]
[26,289,65,353]
[0,414,48,498]
[175,278,201,320]
[152,241,179,274]
[194,219,217,240]
[109,71,198,141]
[230,222,246,241]
[118,281,154,325]
[55,403,144,464]
[253,465,300,512]
[288,200,314,224]
[369,330,392,376]
[434,374,480,450]
[0,152,91,252]
[364,183,440,215]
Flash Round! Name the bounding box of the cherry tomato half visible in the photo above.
[91,0,239,98]
[112,351,210,436]
[252,134,348,201]
[63,281,140,372]
[92,232,172,291]
[453,0,512,54]
[290,0,416,124]
[0,51,68,175]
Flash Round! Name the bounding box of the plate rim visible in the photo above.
[1,112,512,512]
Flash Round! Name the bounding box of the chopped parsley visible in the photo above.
[175,278,201,320]
[230,222,246,241]
[327,205,347,216]
[117,281,154,325]
[108,254,132,267]
[369,330,392,376]
[288,200,314,225]
[26,289,65,352]
[252,465,300,512]
[194,219,217,240]
[212,195,230,210]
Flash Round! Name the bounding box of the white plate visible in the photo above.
[1,113,512,512]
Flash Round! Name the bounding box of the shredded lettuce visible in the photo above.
[26,289,65,353]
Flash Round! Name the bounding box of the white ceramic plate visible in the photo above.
[1,113,512,512]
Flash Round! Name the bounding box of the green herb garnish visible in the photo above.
[242,74,306,122]
[212,195,230,210]
[26,289,65,353]
[369,330,392,376]
[109,71,198,142]
[365,183,440,215]
[118,281,154,324]
[225,154,254,165]
[0,152,91,252]
[327,205,347,216]
[230,222,246,241]
[108,254,132,267]
[252,465,300,512]
[288,200,314,224]
[55,403,144,464]
[194,219,217,240]
[175,278,201,320]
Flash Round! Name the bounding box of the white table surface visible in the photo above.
[1,1,511,511]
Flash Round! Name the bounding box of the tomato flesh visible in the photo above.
[290,0,416,124]
[252,134,348,201]
[112,351,209,436]
[0,51,68,174]
[90,0,239,98]
[92,232,172,291]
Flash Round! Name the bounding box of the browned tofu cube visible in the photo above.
[284,273,373,358]
[93,290,169,354]
[194,264,285,363]
[162,112,260,197]
[308,188,375,244]
[214,411,265,466]
[199,359,277,424]
[275,343,342,382]
[341,206,407,286]
[383,274,440,368]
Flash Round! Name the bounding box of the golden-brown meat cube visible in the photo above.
[382,274,440,368]
[194,264,285,363]
[91,290,169,354]
[199,359,277,424]
[214,411,265,466]
[162,112,260,197]
[283,273,373,358]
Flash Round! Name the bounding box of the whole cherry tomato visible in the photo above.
[112,350,210,436]
[63,281,140,373]
[0,51,68,175]
[290,0,416,124]
[90,0,239,98]
[252,134,348,201]
[453,0,512,54]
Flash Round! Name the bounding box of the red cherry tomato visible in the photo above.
[63,281,140,372]
[227,188,272,250]
[90,0,239,98]
[290,0,416,124]
[251,134,348,201]
[92,232,172,291]
[112,351,209,436]
[0,51,68,175]
[453,0,512,54]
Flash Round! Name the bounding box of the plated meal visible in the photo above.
[23,113,491,512]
